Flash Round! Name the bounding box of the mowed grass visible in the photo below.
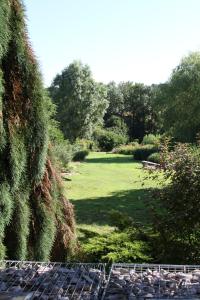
[65,152,160,237]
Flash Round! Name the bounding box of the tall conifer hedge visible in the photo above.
[0,0,76,261]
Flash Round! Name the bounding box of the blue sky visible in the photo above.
[24,0,200,87]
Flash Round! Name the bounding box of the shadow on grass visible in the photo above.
[85,155,136,164]
[71,188,153,227]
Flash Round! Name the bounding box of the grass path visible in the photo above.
[65,152,159,237]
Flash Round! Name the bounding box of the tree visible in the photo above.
[120,82,158,141]
[49,61,108,142]
[105,82,124,119]
[0,0,75,261]
[154,52,200,142]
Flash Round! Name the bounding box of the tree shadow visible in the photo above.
[71,188,153,227]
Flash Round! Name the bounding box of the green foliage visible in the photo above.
[133,145,159,161]
[94,128,127,151]
[51,140,73,169]
[112,143,139,155]
[75,138,97,151]
[105,115,128,137]
[9,132,27,191]
[109,210,135,230]
[14,190,30,260]
[147,152,161,164]
[0,1,11,59]
[73,150,89,162]
[45,92,65,144]
[119,82,159,141]
[0,184,13,259]
[105,82,159,141]
[81,211,151,263]
[49,122,65,144]
[49,61,108,141]
[105,82,124,117]
[151,143,200,263]
[142,134,161,145]
[154,52,200,142]
[0,71,6,152]
[0,0,75,261]
[82,231,150,263]
[34,201,56,261]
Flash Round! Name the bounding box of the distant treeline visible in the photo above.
[49,52,200,144]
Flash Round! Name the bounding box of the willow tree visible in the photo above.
[0,0,76,261]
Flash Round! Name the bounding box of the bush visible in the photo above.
[151,143,200,263]
[50,140,73,169]
[142,134,161,145]
[147,152,161,164]
[81,211,151,263]
[112,143,139,155]
[81,231,150,263]
[73,150,89,161]
[94,128,127,151]
[133,145,159,161]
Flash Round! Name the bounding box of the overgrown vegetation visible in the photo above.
[150,142,200,263]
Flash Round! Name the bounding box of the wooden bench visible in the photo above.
[141,160,161,170]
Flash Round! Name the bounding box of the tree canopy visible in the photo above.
[105,82,159,141]
[154,52,200,142]
[49,61,108,142]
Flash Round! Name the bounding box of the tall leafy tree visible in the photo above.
[154,52,200,142]
[49,61,108,141]
[0,0,75,261]
[120,82,158,140]
[105,82,124,119]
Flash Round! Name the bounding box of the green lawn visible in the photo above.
[65,152,160,238]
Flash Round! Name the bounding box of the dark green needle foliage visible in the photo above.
[0,0,76,261]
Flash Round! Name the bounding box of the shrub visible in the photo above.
[94,128,127,151]
[73,150,89,161]
[51,140,73,169]
[151,143,200,263]
[81,231,150,263]
[133,145,159,161]
[142,134,161,145]
[147,152,161,164]
[76,210,152,263]
[112,143,139,155]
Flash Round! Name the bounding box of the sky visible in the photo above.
[24,0,200,87]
